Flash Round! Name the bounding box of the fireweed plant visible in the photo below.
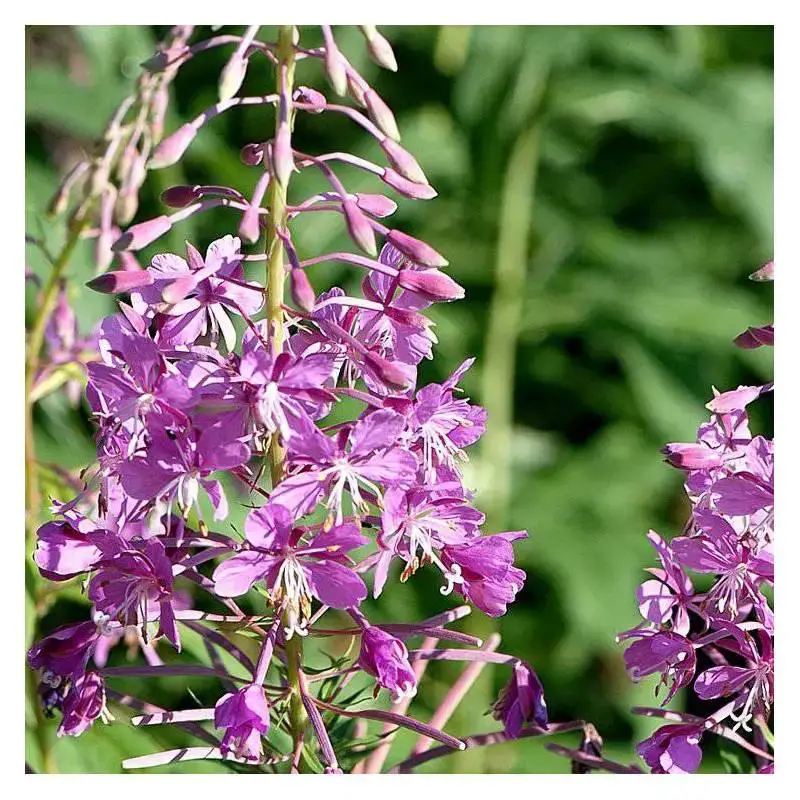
[547,263,774,775]
[25,25,598,774]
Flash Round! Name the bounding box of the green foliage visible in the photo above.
[25,24,772,773]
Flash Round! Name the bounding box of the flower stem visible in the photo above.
[264,25,308,768]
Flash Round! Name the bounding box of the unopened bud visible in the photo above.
[149,124,197,169]
[238,205,261,244]
[161,185,201,208]
[386,229,448,268]
[112,216,172,252]
[343,199,377,257]
[346,72,367,107]
[294,86,327,113]
[380,138,428,185]
[354,193,397,218]
[272,124,294,187]
[365,89,400,142]
[382,168,437,200]
[397,269,464,301]
[219,52,248,102]
[323,28,348,96]
[86,270,154,294]
[240,142,264,166]
[364,351,415,390]
[291,269,316,313]
[360,26,398,72]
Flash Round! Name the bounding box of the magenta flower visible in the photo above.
[637,723,704,774]
[58,671,109,738]
[131,236,262,350]
[33,520,103,582]
[28,621,100,680]
[440,531,527,617]
[491,661,548,738]
[622,631,696,705]
[214,684,270,762]
[357,625,417,703]
[374,484,483,597]
[213,503,368,638]
[271,410,417,524]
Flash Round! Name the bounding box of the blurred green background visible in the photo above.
[25,25,773,773]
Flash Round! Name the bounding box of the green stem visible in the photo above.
[25,220,87,535]
[264,25,309,770]
[479,125,541,533]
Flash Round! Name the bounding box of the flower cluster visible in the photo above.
[27,25,567,773]
[619,262,774,774]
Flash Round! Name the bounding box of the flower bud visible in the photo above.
[294,86,327,113]
[148,124,197,169]
[354,193,397,218]
[291,269,316,313]
[346,72,367,107]
[358,626,417,703]
[160,185,201,208]
[363,350,415,390]
[112,215,173,252]
[343,199,377,257]
[387,229,448,268]
[365,89,401,142]
[382,168,438,200]
[397,268,464,301]
[86,270,154,295]
[380,138,428,185]
[360,26,398,72]
[323,33,348,96]
[491,661,548,738]
[219,52,248,102]
[238,205,261,244]
[58,672,107,738]
[240,142,264,166]
[272,124,294,187]
[660,443,723,470]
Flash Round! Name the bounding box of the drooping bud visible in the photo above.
[219,52,248,102]
[161,185,201,208]
[322,27,348,96]
[380,138,428,184]
[363,350,415,390]
[86,270,154,295]
[272,124,294,187]
[294,86,327,113]
[291,269,316,313]
[360,26,398,72]
[240,142,264,166]
[346,72,367,107]
[148,124,197,169]
[239,171,270,244]
[112,216,173,252]
[342,199,378,256]
[387,229,448,268]
[382,168,438,200]
[354,193,397,218]
[365,89,400,142]
[397,268,464,301]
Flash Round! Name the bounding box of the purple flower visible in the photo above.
[88,536,182,650]
[440,531,527,617]
[634,530,694,635]
[212,503,368,638]
[374,484,483,597]
[33,520,103,582]
[28,621,99,680]
[271,410,417,525]
[671,511,772,619]
[389,358,486,483]
[491,660,548,738]
[622,631,696,705]
[58,671,108,737]
[214,684,270,762]
[131,236,262,350]
[357,625,417,703]
[637,723,704,774]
